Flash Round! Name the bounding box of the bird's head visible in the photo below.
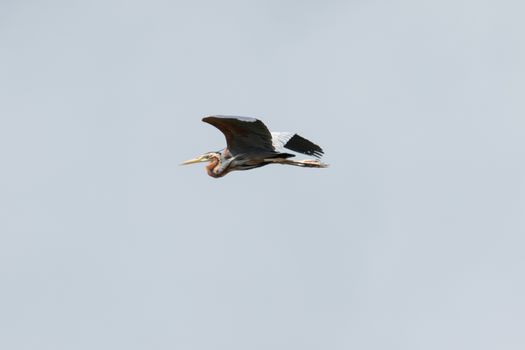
[180,152,220,166]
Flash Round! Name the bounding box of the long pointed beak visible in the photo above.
[180,156,205,166]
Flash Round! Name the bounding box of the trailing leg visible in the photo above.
[264,158,329,168]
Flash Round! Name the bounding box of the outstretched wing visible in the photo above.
[271,132,324,158]
[202,115,275,155]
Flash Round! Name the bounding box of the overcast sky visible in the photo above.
[1,1,524,349]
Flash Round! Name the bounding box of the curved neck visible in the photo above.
[205,155,227,178]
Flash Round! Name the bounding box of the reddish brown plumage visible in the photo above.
[204,155,231,178]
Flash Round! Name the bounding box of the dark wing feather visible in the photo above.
[283,134,324,158]
[202,115,275,155]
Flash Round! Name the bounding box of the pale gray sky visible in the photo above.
[1,1,524,349]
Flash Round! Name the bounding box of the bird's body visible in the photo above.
[182,116,328,178]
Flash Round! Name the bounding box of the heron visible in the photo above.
[181,115,328,178]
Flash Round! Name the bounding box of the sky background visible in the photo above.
[1,0,524,349]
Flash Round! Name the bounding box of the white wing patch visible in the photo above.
[271,132,295,152]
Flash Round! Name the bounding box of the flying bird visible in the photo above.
[181,115,328,178]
